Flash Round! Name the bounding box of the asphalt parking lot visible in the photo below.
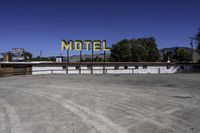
[0,74,200,133]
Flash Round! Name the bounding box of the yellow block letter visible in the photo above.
[93,40,101,51]
[61,40,73,50]
[75,40,83,51]
[84,40,92,51]
[102,40,110,51]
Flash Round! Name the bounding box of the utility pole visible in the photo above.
[67,49,69,62]
[80,50,82,63]
[92,43,94,62]
[189,37,197,63]
[103,51,106,74]
[104,51,106,63]
[39,50,42,58]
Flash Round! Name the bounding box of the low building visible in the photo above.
[56,56,66,63]
[0,62,200,77]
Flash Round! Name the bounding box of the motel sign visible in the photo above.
[61,40,110,51]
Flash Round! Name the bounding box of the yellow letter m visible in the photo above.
[61,40,73,50]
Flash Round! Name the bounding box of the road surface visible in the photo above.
[0,74,200,133]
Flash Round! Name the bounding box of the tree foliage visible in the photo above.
[110,39,131,62]
[24,51,33,61]
[163,48,190,62]
[175,48,190,62]
[32,56,56,62]
[163,51,174,62]
[110,37,160,62]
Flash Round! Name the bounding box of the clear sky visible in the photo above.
[0,0,200,56]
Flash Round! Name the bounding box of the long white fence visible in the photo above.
[32,65,180,75]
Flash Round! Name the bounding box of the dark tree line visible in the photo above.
[110,37,160,62]
[162,48,190,62]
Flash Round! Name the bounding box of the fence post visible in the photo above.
[66,66,68,74]
[79,66,81,74]
[91,65,93,74]
[103,65,105,74]
[158,68,160,74]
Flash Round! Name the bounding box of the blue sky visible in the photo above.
[0,0,200,56]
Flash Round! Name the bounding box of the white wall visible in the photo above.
[132,66,179,74]
[32,67,64,75]
[32,65,181,75]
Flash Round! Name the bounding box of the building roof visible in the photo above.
[0,62,200,66]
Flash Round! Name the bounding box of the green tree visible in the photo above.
[130,44,146,61]
[110,44,120,61]
[32,56,51,61]
[50,56,56,62]
[84,57,92,62]
[110,37,160,62]
[163,51,174,62]
[24,51,33,61]
[93,56,103,62]
[175,48,190,62]
[130,37,160,61]
[110,39,131,62]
